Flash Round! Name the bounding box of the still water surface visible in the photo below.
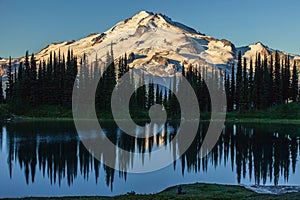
[1,121,300,197]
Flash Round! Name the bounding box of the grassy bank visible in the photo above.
[1,103,300,123]
[226,102,300,120]
[5,183,300,200]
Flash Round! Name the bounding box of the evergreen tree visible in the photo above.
[38,61,42,80]
[262,56,270,108]
[59,54,66,105]
[195,68,203,110]
[25,51,30,76]
[201,66,210,111]
[6,56,13,102]
[147,80,155,109]
[281,59,285,102]
[230,64,235,111]
[268,55,274,106]
[124,53,128,71]
[8,46,300,117]
[117,57,123,79]
[6,50,79,111]
[291,60,298,102]
[14,63,17,83]
[169,75,179,116]
[274,51,281,104]
[65,49,77,107]
[40,60,47,105]
[155,84,162,104]
[219,70,225,111]
[137,72,147,110]
[0,76,4,103]
[254,53,262,109]
[282,56,291,103]
[102,48,116,112]
[224,72,230,110]
[249,58,254,109]
[15,61,24,106]
[53,51,59,104]
[29,53,37,105]
[110,42,114,63]
[45,52,54,104]
[18,62,23,80]
[182,64,185,77]
[236,51,242,110]
[37,61,43,105]
[242,57,248,110]
[30,54,37,81]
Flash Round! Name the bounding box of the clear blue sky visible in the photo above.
[1,0,300,58]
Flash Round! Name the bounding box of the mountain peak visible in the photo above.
[28,11,235,75]
[254,41,264,46]
[27,11,299,76]
[110,11,201,35]
[251,42,271,50]
[236,41,273,62]
[133,10,154,18]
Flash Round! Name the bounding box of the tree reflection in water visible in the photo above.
[3,121,300,189]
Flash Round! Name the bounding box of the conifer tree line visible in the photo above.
[2,49,299,115]
[225,51,299,111]
[76,50,181,118]
[5,50,78,111]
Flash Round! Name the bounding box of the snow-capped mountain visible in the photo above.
[32,11,237,76]
[21,11,300,76]
[237,42,300,68]
[237,42,272,61]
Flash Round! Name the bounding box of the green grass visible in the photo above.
[5,183,300,200]
[1,102,300,123]
[226,102,300,120]
[26,105,73,118]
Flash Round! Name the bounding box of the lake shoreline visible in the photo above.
[5,116,300,124]
[4,183,300,200]
[0,117,300,200]
[2,103,300,124]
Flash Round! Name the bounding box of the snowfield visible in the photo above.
[16,11,300,76]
